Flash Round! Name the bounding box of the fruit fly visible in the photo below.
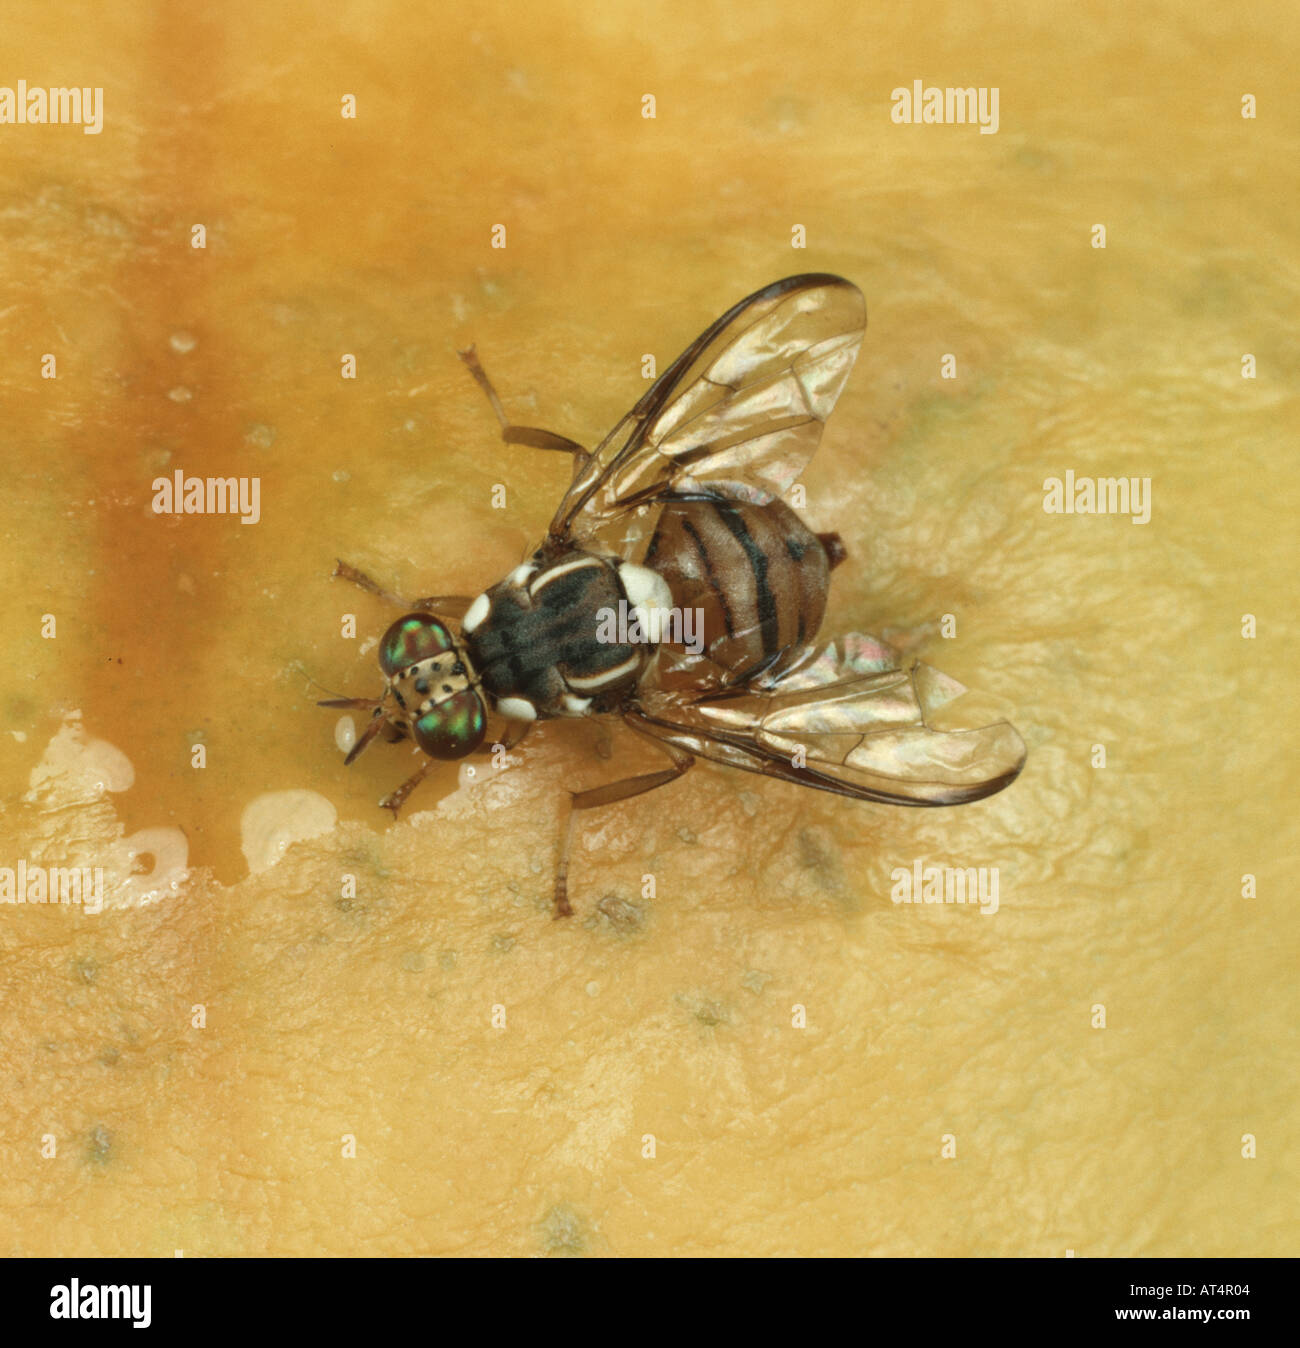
[321,274,1026,916]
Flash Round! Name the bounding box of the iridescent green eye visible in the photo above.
[413,690,486,759]
[380,613,454,676]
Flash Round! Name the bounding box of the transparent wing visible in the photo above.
[551,274,866,557]
[631,634,1027,806]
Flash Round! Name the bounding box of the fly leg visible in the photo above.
[378,758,437,816]
[482,721,532,754]
[332,560,472,619]
[458,345,591,474]
[553,737,694,919]
[466,720,533,761]
[379,723,531,817]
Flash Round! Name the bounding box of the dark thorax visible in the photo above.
[461,551,672,720]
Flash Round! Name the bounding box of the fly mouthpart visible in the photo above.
[341,704,389,766]
[318,693,391,765]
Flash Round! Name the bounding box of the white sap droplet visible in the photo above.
[169,331,197,353]
[27,715,135,797]
[434,749,527,821]
[334,715,357,755]
[167,386,193,403]
[116,827,190,908]
[240,790,338,875]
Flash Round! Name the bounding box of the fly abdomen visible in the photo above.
[645,491,832,687]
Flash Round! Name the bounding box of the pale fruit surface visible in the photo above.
[0,0,1294,1256]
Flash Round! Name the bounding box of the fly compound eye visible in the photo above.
[413,690,486,759]
[380,613,455,677]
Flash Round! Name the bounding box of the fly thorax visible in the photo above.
[460,551,659,719]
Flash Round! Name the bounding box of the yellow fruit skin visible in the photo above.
[0,0,1293,1257]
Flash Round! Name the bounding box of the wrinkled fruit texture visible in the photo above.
[0,1,1295,1256]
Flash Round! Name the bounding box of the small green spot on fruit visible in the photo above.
[87,1125,113,1165]
[538,1203,588,1257]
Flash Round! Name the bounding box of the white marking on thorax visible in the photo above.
[618,563,672,612]
[565,651,640,692]
[619,563,673,646]
[509,562,538,588]
[461,592,490,633]
[560,693,592,716]
[496,696,537,721]
[528,554,605,599]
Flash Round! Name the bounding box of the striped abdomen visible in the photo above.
[644,492,839,689]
